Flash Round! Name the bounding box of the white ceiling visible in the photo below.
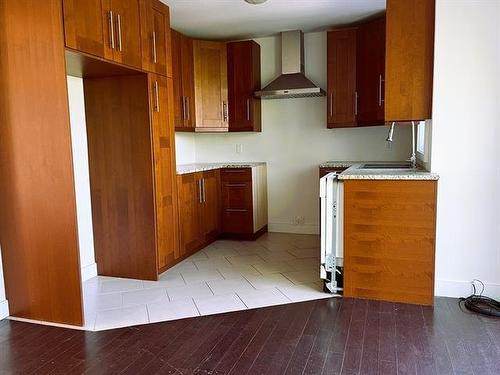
[162,0,386,40]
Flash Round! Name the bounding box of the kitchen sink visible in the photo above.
[360,163,415,170]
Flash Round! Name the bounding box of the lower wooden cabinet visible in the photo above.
[177,170,221,256]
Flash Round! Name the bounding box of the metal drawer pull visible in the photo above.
[202,178,206,202]
[222,101,228,122]
[198,179,203,203]
[116,14,122,52]
[354,91,358,116]
[378,74,385,107]
[108,11,115,49]
[246,98,250,121]
[186,97,190,121]
[225,209,248,212]
[329,93,333,117]
[223,170,246,173]
[225,183,246,187]
[153,81,160,112]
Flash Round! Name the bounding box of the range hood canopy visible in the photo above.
[255,30,325,99]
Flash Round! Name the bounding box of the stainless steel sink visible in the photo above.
[360,163,415,170]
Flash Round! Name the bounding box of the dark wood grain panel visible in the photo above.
[84,74,157,281]
[0,0,83,326]
[343,180,437,305]
[385,0,435,121]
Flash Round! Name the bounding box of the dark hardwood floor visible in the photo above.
[0,297,499,374]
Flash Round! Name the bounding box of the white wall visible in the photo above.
[175,133,196,164]
[67,76,98,282]
[180,32,413,234]
[0,246,8,319]
[432,0,500,298]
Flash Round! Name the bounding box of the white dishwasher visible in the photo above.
[319,172,344,294]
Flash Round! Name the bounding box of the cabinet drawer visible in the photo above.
[221,178,253,234]
[221,168,252,182]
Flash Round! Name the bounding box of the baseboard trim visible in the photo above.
[7,316,85,331]
[81,263,98,282]
[268,222,319,235]
[435,278,500,299]
[0,300,9,320]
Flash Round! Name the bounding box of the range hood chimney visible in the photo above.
[255,30,325,99]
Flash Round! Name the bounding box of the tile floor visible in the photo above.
[83,232,335,331]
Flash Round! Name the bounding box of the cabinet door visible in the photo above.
[356,17,385,126]
[181,35,196,128]
[227,41,261,132]
[201,170,221,242]
[327,29,357,128]
[150,74,179,270]
[141,0,172,77]
[63,0,113,60]
[171,30,185,129]
[177,173,202,255]
[110,0,143,69]
[194,40,228,131]
[385,0,434,121]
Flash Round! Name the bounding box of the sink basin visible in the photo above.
[360,163,415,170]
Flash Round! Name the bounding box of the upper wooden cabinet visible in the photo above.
[193,40,228,132]
[327,29,357,128]
[385,0,435,121]
[63,0,146,70]
[172,30,196,130]
[227,41,262,132]
[140,0,172,77]
[356,17,385,126]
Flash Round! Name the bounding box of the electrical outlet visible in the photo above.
[236,144,243,154]
[293,216,305,226]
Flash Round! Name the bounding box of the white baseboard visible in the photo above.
[268,222,319,235]
[0,299,9,320]
[435,278,500,299]
[81,262,98,282]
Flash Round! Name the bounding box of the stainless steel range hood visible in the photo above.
[255,30,325,99]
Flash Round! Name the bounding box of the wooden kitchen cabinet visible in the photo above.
[141,0,172,77]
[385,0,435,121]
[177,170,221,256]
[63,0,143,69]
[327,29,357,128]
[221,166,267,238]
[172,30,196,130]
[193,40,229,132]
[356,16,385,126]
[227,41,262,132]
[343,180,437,305]
[149,74,179,272]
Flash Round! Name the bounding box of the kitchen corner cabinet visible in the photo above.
[177,170,221,256]
[227,41,262,132]
[385,0,435,121]
[356,17,385,126]
[327,29,357,128]
[193,40,229,132]
[172,30,196,130]
[149,74,179,272]
[140,0,172,77]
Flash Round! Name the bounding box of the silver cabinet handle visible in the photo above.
[198,179,202,203]
[181,97,186,120]
[153,81,160,112]
[378,74,384,107]
[246,98,250,121]
[222,102,228,122]
[108,11,115,49]
[329,93,333,118]
[152,31,157,63]
[116,14,122,52]
[225,183,246,187]
[225,208,248,212]
[185,97,190,121]
[202,179,206,203]
[354,91,358,116]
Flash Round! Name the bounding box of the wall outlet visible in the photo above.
[293,215,305,226]
[236,144,243,154]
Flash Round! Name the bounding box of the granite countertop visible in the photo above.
[320,161,439,181]
[177,162,266,175]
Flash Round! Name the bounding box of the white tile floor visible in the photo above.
[82,233,335,331]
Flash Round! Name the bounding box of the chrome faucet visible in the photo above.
[385,121,417,169]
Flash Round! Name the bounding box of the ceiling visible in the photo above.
[162,0,386,40]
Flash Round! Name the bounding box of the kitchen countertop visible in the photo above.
[177,162,266,175]
[320,161,439,181]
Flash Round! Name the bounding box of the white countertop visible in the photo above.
[320,161,439,181]
[177,162,266,175]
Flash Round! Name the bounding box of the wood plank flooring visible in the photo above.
[0,297,499,374]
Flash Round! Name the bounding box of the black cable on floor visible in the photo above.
[459,279,500,318]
